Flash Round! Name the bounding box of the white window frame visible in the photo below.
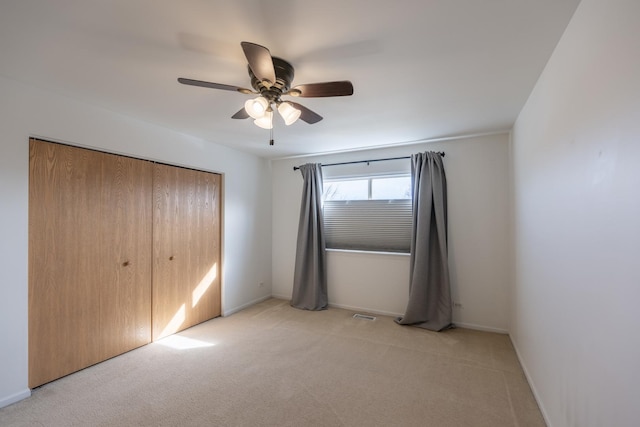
[323,174,412,253]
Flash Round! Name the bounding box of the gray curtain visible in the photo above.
[396,151,452,331]
[291,163,328,310]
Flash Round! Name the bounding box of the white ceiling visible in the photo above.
[0,0,580,159]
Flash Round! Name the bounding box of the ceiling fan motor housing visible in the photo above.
[249,57,295,103]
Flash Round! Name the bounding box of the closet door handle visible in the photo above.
[169,255,174,261]
[122,261,130,267]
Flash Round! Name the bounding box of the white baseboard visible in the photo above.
[509,336,553,427]
[453,321,508,334]
[271,294,403,317]
[223,294,272,317]
[0,388,31,409]
[271,294,507,333]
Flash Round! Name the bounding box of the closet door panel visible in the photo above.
[99,153,153,360]
[152,164,186,340]
[29,140,103,387]
[29,140,153,388]
[152,164,221,340]
[186,169,221,327]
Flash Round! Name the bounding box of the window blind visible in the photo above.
[323,199,412,253]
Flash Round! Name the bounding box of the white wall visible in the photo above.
[272,133,511,331]
[511,0,640,425]
[0,76,272,408]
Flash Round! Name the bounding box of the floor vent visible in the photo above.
[353,313,377,321]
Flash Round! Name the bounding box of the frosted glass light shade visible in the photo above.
[254,110,273,129]
[244,97,269,119]
[278,102,301,125]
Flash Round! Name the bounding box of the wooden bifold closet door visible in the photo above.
[152,163,221,341]
[29,139,152,388]
[29,139,221,388]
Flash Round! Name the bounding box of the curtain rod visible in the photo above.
[292,152,445,171]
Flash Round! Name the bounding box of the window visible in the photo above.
[323,175,412,253]
[323,179,368,200]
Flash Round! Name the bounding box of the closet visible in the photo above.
[28,139,221,388]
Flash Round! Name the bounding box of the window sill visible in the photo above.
[326,248,410,257]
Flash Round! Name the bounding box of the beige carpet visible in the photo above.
[0,298,544,426]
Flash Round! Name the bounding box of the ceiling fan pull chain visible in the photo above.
[269,125,274,146]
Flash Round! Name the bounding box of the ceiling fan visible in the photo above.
[178,41,354,133]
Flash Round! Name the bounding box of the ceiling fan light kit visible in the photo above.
[178,41,354,145]
[244,96,269,119]
[278,101,302,126]
[254,109,274,130]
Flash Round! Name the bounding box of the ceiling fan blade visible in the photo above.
[289,102,323,124]
[231,108,250,119]
[178,78,254,94]
[241,41,276,85]
[288,81,354,97]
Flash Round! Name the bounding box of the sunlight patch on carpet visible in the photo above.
[155,335,216,350]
